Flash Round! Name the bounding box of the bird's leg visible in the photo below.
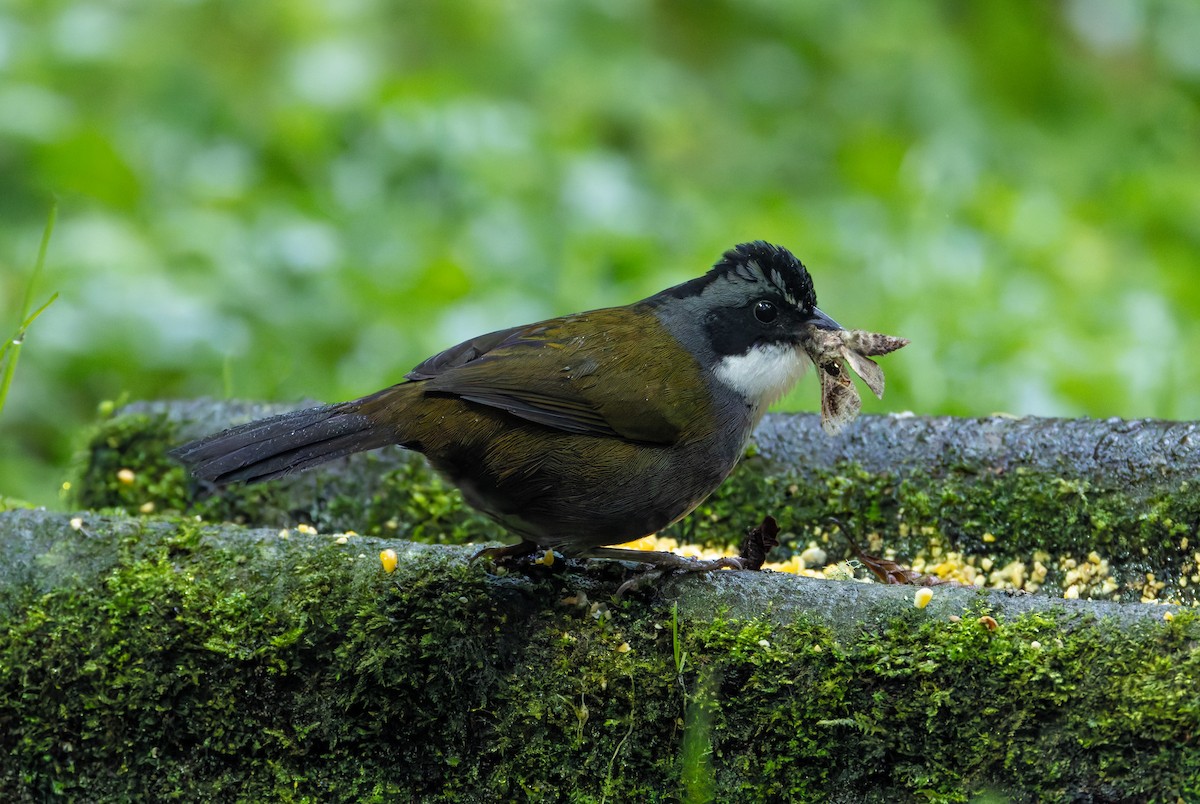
[579,547,744,572]
[471,540,539,564]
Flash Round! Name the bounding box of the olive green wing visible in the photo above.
[405,311,702,444]
[405,323,529,381]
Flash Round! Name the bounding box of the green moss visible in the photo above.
[659,455,1199,604]
[0,496,35,512]
[1,512,1197,801]
[75,408,1200,603]
[679,605,1200,803]
[74,408,506,545]
[319,452,503,544]
[73,410,191,511]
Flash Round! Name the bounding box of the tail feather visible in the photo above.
[171,403,396,485]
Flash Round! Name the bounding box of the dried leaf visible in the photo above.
[828,517,959,586]
[739,515,781,571]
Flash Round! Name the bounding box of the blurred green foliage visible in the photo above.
[2,0,1199,506]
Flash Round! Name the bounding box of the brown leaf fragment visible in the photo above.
[828,517,962,586]
[739,515,781,571]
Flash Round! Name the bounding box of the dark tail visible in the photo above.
[171,399,399,485]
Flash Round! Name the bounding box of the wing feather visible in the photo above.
[403,309,704,444]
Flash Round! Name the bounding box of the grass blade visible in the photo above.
[0,202,59,416]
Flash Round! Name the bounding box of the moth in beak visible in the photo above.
[800,318,909,435]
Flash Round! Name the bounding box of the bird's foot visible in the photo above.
[471,541,539,564]
[580,547,744,572]
[600,551,744,598]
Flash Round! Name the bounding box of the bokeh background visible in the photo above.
[2,1,1199,507]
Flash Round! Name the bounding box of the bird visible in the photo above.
[173,241,847,572]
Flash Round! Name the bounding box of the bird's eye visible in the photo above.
[753,300,778,324]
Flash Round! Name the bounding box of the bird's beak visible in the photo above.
[809,306,842,331]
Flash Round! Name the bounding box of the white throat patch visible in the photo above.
[714,343,810,409]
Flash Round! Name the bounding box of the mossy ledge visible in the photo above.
[1,509,1197,802]
[76,401,1200,603]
